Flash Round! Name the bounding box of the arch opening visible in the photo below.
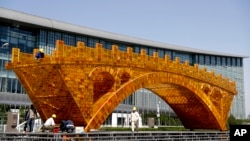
[93,72,115,102]
[86,72,223,131]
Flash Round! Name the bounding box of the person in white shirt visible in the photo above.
[26,104,38,132]
[41,114,56,132]
[130,107,140,132]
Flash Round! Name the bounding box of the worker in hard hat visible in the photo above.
[35,48,44,59]
[130,106,140,132]
[41,114,56,132]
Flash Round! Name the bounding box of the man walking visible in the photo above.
[130,107,140,132]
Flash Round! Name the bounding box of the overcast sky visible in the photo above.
[1,0,249,117]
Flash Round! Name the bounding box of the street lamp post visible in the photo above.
[1,43,9,48]
[157,101,160,126]
[168,107,171,126]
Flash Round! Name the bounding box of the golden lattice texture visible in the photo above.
[6,40,237,132]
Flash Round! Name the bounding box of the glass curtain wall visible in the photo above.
[0,24,36,94]
[0,23,246,126]
[197,54,245,119]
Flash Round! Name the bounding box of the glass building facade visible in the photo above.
[0,8,246,119]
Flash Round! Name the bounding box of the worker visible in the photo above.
[41,114,56,132]
[35,48,44,59]
[60,120,75,133]
[130,106,140,132]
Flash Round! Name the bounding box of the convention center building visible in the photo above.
[0,8,247,125]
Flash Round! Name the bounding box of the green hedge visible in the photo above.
[99,126,186,131]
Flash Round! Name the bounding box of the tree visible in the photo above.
[227,114,243,129]
[0,105,10,124]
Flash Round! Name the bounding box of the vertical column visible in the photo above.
[77,41,85,58]
[164,54,170,63]
[55,40,64,58]
[126,47,133,61]
[112,45,119,61]
[153,52,159,63]
[11,48,20,63]
[140,49,146,61]
[95,43,102,61]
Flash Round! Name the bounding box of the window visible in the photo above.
[232,58,236,66]
[118,44,127,52]
[148,48,155,56]
[216,56,221,65]
[39,29,47,43]
[227,57,231,67]
[62,33,75,46]
[211,56,216,65]
[198,55,205,65]
[117,117,125,126]
[205,55,210,65]
[134,46,140,53]
[87,37,99,47]
[158,49,164,58]
[76,35,87,44]
[175,51,192,63]
[222,57,226,66]
[236,58,242,67]
[105,42,113,50]
[17,81,23,93]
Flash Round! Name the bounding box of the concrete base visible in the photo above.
[6,112,18,132]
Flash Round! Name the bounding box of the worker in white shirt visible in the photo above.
[130,107,140,132]
[41,114,56,132]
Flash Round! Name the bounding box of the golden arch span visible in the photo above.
[6,40,237,132]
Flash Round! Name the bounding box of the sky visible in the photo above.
[1,0,249,117]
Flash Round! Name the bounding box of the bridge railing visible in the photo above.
[7,40,236,94]
[0,131,230,141]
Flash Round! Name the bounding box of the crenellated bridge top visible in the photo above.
[7,40,237,95]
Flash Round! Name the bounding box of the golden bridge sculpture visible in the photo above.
[6,40,237,132]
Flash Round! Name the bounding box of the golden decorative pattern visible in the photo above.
[6,40,237,132]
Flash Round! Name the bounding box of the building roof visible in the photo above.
[0,7,248,58]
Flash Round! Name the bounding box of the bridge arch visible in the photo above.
[89,66,133,102]
[84,72,225,132]
[89,66,133,85]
